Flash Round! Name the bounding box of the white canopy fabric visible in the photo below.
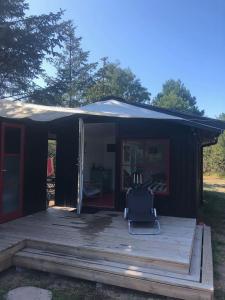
[81,100,182,120]
[0,99,81,122]
[0,99,182,122]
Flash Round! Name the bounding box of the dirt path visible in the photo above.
[204,175,225,193]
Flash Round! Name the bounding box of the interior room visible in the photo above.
[82,123,116,208]
[46,134,57,207]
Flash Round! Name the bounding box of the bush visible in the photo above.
[203,131,225,176]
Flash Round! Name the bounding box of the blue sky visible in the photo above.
[28,0,225,117]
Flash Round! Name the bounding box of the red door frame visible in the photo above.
[0,122,25,223]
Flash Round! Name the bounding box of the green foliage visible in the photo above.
[219,113,225,121]
[0,0,69,97]
[31,22,97,107]
[152,79,204,116]
[0,0,28,20]
[32,56,151,106]
[200,189,225,300]
[203,139,225,176]
[0,1,150,105]
[85,58,151,104]
[203,114,225,176]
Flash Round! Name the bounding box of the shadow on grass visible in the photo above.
[200,191,225,227]
[204,183,225,190]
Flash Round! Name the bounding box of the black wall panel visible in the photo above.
[23,123,48,215]
[55,119,79,207]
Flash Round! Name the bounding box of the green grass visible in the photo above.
[0,288,7,300]
[199,189,225,300]
[0,268,167,300]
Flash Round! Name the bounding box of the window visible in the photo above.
[121,139,170,195]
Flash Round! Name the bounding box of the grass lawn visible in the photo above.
[201,175,225,300]
[0,176,224,300]
[0,268,168,300]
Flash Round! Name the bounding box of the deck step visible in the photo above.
[13,246,197,281]
[13,226,203,284]
[23,225,202,276]
[25,239,189,274]
[0,235,25,272]
[13,230,212,300]
[0,210,197,276]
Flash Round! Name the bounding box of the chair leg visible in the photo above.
[155,219,161,234]
[128,219,160,235]
[124,208,128,220]
[128,220,134,234]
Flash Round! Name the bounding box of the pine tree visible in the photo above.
[85,58,151,104]
[31,22,97,107]
[152,79,204,116]
[0,0,68,97]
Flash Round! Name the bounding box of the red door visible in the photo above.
[0,123,25,223]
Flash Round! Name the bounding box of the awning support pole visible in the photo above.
[77,118,84,214]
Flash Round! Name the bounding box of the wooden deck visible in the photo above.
[0,208,214,300]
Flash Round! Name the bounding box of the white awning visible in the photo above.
[0,99,81,121]
[81,100,182,120]
[0,99,182,122]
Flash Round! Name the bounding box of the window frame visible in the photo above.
[121,138,170,195]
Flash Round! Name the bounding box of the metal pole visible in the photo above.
[77,118,84,214]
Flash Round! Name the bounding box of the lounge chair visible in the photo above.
[124,186,160,235]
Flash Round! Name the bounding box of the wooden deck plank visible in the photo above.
[188,225,202,282]
[0,208,196,274]
[0,224,192,261]
[201,226,214,293]
[0,234,25,272]
[0,209,214,300]
[13,229,212,300]
[14,231,202,283]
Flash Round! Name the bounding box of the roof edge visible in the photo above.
[91,97,224,132]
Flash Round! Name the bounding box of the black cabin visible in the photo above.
[0,98,224,223]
